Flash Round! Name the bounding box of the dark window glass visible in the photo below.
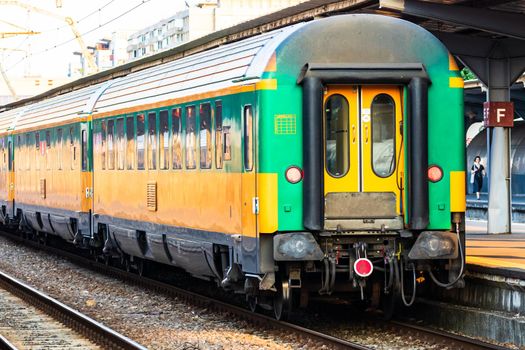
[199,103,212,169]
[215,101,223,169]
[172,108,182,169]
[70,126,75,170]
[45,130,51,170]
[82,129,88,171]
[17,135,21,170]
[137,114,145,170]
[325,94,349,177]
[8,140,12,171]
[371,94,396,177]
[126,116,134,170]
[185,106,196,169]
[243,105,253,171]
[116,118,125,170]
[148,112,157,170]
[101,121,106,170]
[159,110,169,170]
[223,126,231,161]
[107,119,115,170]
[35,132,40,170]
[57,128,63,170]
[25,133,31,170]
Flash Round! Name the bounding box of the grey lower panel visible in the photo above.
[49,215,76,242]
[325,192,397,219]
[24,211,41,232]
[96,214,261,277]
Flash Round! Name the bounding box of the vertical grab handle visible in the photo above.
[352,125,356,143]
[364,124,369,143]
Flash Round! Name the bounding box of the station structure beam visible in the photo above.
[380,0,525,234]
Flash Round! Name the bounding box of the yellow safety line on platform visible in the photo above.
[467,247,525,258]
[467,240,525,248]
[467,256,525,271]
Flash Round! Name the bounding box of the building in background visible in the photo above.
[126,0,307,61]
[0,75,72,105]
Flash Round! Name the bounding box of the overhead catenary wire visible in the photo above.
[3,0,153,73]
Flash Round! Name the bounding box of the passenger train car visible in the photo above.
[0,14,466,319]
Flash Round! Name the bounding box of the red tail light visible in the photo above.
[428,165,443,182]
[285,166,303,184]
[354,258,373,277]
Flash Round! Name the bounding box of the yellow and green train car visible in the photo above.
[0,15,465,319]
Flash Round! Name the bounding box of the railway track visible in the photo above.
[0,230,511,350]
[0,268,146,350]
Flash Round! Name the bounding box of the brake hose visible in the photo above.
[428,222,465,288]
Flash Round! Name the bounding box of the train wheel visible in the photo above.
[247,295,258,313]
[273,279,291,321]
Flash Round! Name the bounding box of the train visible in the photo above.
[0,14,466,319]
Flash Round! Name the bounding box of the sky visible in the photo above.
[0,0,187,77]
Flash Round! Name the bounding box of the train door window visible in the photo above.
[46,130,52,170]
[137,114,145,170]
[126,116,134,170]
[325,94,350,177]
[147,112,157,170]
[70,127,76,170]
[100,121,106,170]
[185,105,196,169]
[25,134,31,170]
[57,129,63,170]
[35,132,40,170]
[223,126,231,161]
[371,94,396,177]
[243,105,253,171]
[116,118,125,170]
[171,108,182,169]
[215,101,223,169]
[82,129,88,171]
[107,119,115,170]
[1,139,4,171]
[199,103,211,169]
[159,110,169,170]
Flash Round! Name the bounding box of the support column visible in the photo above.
[486,58,512,234]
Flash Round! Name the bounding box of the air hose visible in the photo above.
[428,222,465,288]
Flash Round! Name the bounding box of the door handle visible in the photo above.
[352,125,356,143]
[364,125,369,143]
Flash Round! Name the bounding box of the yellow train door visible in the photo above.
[323,85,404,230]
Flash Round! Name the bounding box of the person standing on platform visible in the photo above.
[470,155,486,199]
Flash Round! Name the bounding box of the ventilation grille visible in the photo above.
[274,114,296,135]
[147,181,157,211]
[40,178,46,199]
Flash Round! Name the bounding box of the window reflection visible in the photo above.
[325,94,349,177]
[371,94,396,177]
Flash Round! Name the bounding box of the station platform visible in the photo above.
[467,193,525,222]
[466,219,525,279]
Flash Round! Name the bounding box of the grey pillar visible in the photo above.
[486,58,512,234]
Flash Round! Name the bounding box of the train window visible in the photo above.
[172,108,182,169]
[46,130,51,170]
[82,129,88,171]
[70,126,76,170]
[116,118,125,170]
[243,105,253,171]
[137,114,145,170]
[147,112,157,170]
[325,94,349,177]
[199,103,211,169]
[185,105,196,169]
[371,94,396,177]
[126,116,134,170]
[100,121,106,170]
[17,135,21,171]
[159,110,169,170]
[215,101,223,169]
[57,129,63,170]
[107,119,115,170]
[8,140,12,171]
[35,132,40,170]
[25,134,31,170]
[223,126,231,161]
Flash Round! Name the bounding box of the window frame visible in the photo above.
[159,110,169,170]
[324,94,350,178]
[370,93,397,178]
[243,104,254,172]
[171,107,182,170]
[185,105,196,170]
[199,102,212,169]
